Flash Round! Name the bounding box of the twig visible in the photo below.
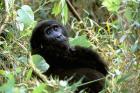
[0,0,10,34]
[29,53,49,83]
[66,0,82,21]
[34,1,51,14]
[78,77,105,87]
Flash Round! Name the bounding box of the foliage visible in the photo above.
[16,5,36,29]
[51,0,68,24]
[0,0,140,93]
[69,35,91,48]
[0,73,15,93]
[102,0,121,12]
[32,55,49,73]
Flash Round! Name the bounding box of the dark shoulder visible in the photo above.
[72,46,100,58]
[72,46,108,75]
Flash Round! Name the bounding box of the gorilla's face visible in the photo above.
[43,24,68,46]
[30,20,69,54]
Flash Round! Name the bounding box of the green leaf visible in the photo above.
[17,5,35,28]
[51,0,68,24]
[116,73,133,84]
[52,2,61,16]
[61,3,68,24]
[102,0,121,12]
[131,39,139,52]
[0,70,5,75]
[124,7,133,22]
[69,35,91,48]
[0,73,15,93]
[25,68,32,81]
[60,0,65,7]
[32,55,49,72]
[33,83,46,93]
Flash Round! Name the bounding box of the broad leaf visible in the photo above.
[102,0,121,12]
[69,35,91,48]
[17,5,35,28]
[32,55,49,72]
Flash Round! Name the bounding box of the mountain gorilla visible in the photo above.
[30,20,108,93]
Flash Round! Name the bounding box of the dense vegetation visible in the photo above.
[0,0,140,93]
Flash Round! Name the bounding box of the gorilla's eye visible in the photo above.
[53,26,58,31]
[46,30,52,34]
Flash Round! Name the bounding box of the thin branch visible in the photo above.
[0,0,10,34]
[29,53,49,83]
[66,0,82,21]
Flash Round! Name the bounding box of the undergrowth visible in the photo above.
[0,0,140,93]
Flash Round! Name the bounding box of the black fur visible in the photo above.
[30,20,108,93]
